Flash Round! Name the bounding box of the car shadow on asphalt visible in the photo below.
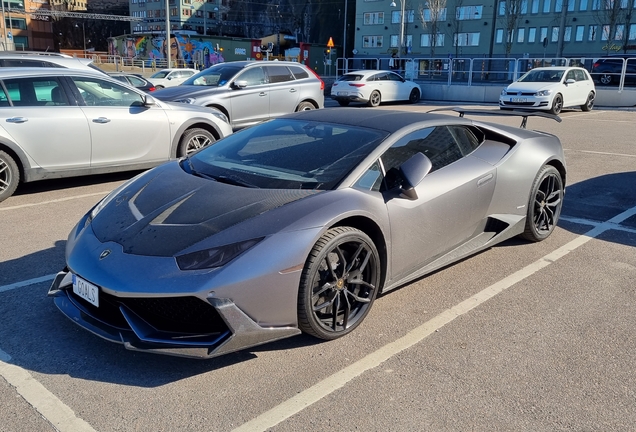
[12,170,146,197]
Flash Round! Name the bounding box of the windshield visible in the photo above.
[188,119,388,190]
[518,69,565,83]
[183,64,243,86]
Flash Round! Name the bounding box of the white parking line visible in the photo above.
[0,274,56,293]
[232,204,636,432]
[0,349,96,432]
[0,192,109,211]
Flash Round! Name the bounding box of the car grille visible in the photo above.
[68,290,228,335]
[505,92,535,96]
[501,101,536,106]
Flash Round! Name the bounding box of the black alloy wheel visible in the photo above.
[549,94,563,115]
[581,92,595,111]
[298,227,381,340]
[521,165,564,242]
[408,88,420,104]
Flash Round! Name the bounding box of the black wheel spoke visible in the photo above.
[324,255,339,281]
[312,282,334,300]
[331,293,341,330]
[335,246,347,278]
[345,244,365,273]
[342,292,351,329]
[344,288,371,304]
[313,290,337,312]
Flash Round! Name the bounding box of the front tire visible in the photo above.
[521,165,564,242]
[0,150,20,203]
[298,227,381,340]
[367,90,381,107]
[178,128,215,157]
[408,88,420,104]
[581,92,595,111]
[549,94,563,115]
[599,74,612,85]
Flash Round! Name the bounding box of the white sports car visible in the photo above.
[330,70,421,107]
[499,66,596,114]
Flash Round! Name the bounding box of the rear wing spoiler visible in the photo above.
[427,107,562,129]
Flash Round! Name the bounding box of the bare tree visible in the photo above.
[418,0,447,58]
[592,0,628,55]
[498,0,524,57]
[447,0,464,58]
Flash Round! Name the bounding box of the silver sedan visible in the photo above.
[0,67,232,202]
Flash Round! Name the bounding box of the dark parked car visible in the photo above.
[108,72,156,92]
[590,55,636,85]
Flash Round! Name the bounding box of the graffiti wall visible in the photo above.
[108,34,256,68]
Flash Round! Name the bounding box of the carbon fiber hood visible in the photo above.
[91,162,319,257]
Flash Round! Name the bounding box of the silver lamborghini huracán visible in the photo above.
[49,108,566,359]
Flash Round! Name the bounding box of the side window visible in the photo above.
[289,65,309,79]
[266,65,294,84]
[128,76,147,87]
[71,77,144,107]
[2,77,67,106]
[380,126,464,189]
[388,73,403,81]
[448,126,481,155]
[0,85,9,107]
[354,160,384,192]
[566,70,576,81]
[237,67,266,86]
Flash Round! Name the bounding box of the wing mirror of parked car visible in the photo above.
[143,95,156,106]
[565,78,575,84]
[399,152,432,200]
[233,80,248,89]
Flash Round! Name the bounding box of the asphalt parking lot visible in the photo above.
[1,102,635,432]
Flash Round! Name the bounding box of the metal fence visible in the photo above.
[336,56,636,91]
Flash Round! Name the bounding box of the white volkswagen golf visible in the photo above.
[499,66,596,114]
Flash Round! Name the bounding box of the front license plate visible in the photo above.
[510,97,527,103]
[72,274,99,307]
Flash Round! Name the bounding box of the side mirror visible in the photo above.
[565,78,575,84]
[233,80,248,89]
[399,152,432,200]
[143,95,156,106]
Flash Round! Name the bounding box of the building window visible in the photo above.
[421,33,445,47]
[499,1,506,15]
[551,26,559,41]
[589,25,597,41]
[602,25,610,40]
[630,24,636,40]
[496,28,504,43]
[517,27,525,42]
[362,35,383,48]
[575,25,584,41]
[521,0,529,13]
[391,9,415,23]
[390,34,412,48]
[364,12,384,25]
[591,0,600,10]
[456,5,482,19]
[555,0,562,11]
[615,24,625,40]
[419,8,445,22]
[454,32,480,46]
[580,0,588,9]
[531,0,540,12]
[564,26,571,41]
[528,27,537,42]
[568,0,575,10]
[540,26,548,42]
[543,0,551,12]
[391,34,398,47]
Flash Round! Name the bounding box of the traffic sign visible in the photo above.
[327,37,334,48]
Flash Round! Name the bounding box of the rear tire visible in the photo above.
[367,90,381,107]
[177,128,215,157]
[599,74,612,85]
[296,101,315,112]
[0,150,20,203]
[581,92,595,111]
[520,165,563,242]
[298,227,381,340]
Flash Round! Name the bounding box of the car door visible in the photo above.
[0,76,91,171]
[380,125,496,282]
[68,76,171,167]
[227,66,270,128]
[265,65,300,117]
[561,69,582,106]
[388,72,409,100]
[372,72,399,101]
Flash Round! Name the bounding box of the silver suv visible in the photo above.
[0,51,106,74]
[153,61,324,129]
[0,67,233,202]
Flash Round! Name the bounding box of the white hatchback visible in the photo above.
[499,66,596,114]
[148,68,198,89]
[330,70,421,107]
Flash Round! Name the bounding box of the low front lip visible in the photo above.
[48,269,300,359]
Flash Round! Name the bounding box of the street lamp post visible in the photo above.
[390,0,405,56]
[75,22,86,55]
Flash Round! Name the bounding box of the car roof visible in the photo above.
[283,108,469,134]
[213,60,311,69]
[0,67,127,79]
[0,51,73,57]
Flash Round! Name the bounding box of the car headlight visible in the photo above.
[209,109,229,124]
[501,88,508,96]
[175,238,264,270]
[535,89,552,96]
[175,98,196,104]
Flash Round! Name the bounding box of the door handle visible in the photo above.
[6,117,28,123]
[477,173,494,187]
[259,92,267,97]
[289,88,297,93]
[93,117,111,124]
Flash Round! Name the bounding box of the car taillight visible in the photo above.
[592,62,600,69]
[349,83,365,87]
[307,68,325,91]
[149,87,156,92]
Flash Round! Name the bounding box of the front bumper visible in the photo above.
[499,95,551,109]
[48,270,300,359]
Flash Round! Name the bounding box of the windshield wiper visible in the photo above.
[214,174,258,188]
